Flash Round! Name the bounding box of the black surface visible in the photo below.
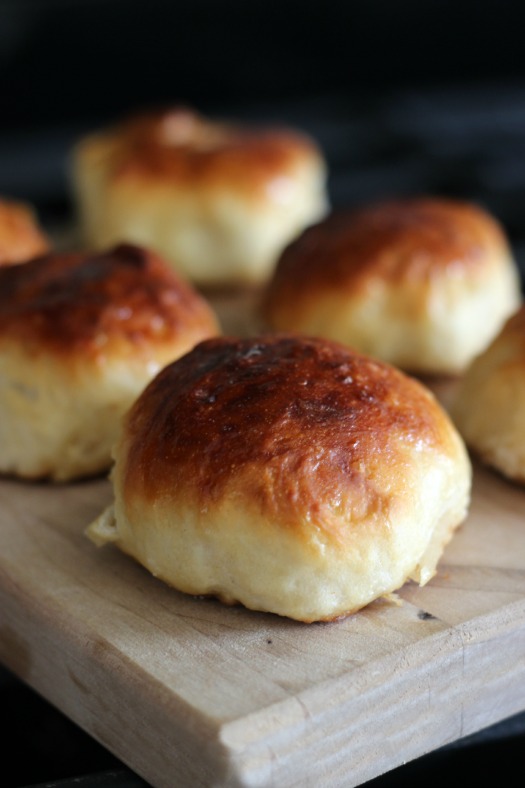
[3,0,525,130]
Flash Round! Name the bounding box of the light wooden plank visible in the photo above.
[0,458,524,786]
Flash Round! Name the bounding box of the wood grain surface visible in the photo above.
[0,289,524,787]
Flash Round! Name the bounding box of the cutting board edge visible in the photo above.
[3,573,525,788]
[215,597,525,786]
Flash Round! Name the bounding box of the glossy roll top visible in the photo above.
[88,334,471,622]
[71,107,328,287]
[0,242,219,361]
[82,107,323,195]
[262,197,522,374]
[0,242,219,481]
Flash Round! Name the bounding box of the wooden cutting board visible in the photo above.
[0,290,525,788]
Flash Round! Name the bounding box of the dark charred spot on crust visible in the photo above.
[0,243,216,356]
[101,242,149,268]
[123,334,447,529]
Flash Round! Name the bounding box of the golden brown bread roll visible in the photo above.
[262,197,522,375]
[87,334,471,623]
[71,107,328,287]
[0,242,219,481]
[0,197,50,265]
[451,303,525,483]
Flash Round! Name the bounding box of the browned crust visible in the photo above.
[80,107,322,195]
[121,334,456,535]
[0,243,219,358]
[499,303,525,345]
[262,197,511,314]
[0,198,50,265]
[472,302,525,374]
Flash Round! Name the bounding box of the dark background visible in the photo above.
[3,0,525,128]
[2,0,525,269]
[1,1,525,786]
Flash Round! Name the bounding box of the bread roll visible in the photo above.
[0,197,50,265]
[451,304,525,483]
[0,243,219,481]
[262,197,522,375]
[87,334,471,622]
[71,107,328,287]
